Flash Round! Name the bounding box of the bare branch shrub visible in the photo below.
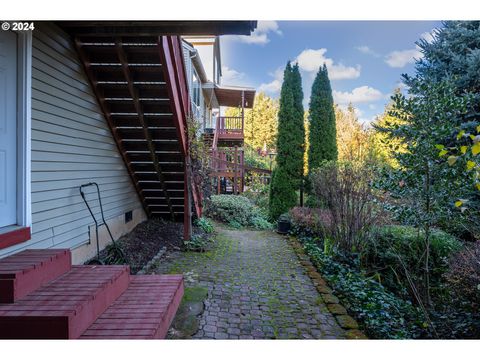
[310,161,383,253]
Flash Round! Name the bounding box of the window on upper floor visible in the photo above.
[192,70,201,108]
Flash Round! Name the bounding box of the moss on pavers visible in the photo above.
[345,329,368,339]
[163,227,348,339]
[327,303,347,315]
[169,286,208,339]
[288,235,368,339]
[316,284,333,294]
[299,260,313,267]
[172,313,200,337]
[308,271,325,282]
[312,278,327,287]
[336,315,359,329]
[322,293,340,304]
[183,286,208,303]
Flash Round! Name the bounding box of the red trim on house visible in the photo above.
[0,227,31,250]
[159,36,188,157]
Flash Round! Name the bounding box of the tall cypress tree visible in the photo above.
[308,64,337,172]
[290,63,306,185]
[269,62,305,219]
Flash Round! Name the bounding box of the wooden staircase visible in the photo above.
[0,249,183,339]
[73,35,200,222]
[207,116,272,194]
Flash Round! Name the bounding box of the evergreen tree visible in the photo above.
[284,63,305,186]
[412,21,480,98]
[407,21,480,130]
[269,166,298,220]
[308,64,337,172]
[269,62,304,219]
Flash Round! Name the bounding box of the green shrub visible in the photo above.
[364,225,462,298]
[289,206,331,238]
[251,215,273,230]
[302,238,424,339]
[243,183,270,213]
[269,167,297,220]
[194,217,214,234]
[244,145,271,170]
[184,234,211,252]
[205,195,273,229]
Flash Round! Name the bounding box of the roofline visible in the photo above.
[204,83,256,92]
[191,50,209,84]
[57,21,258,36]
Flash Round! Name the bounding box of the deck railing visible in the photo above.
[218,116,243,136]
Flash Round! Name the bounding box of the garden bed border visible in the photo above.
[287,235,368,340]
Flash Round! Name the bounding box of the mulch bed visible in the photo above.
[97,219,184,273]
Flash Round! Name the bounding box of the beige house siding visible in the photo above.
[0,23,146,263]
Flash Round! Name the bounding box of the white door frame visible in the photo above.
[15,31,32,228]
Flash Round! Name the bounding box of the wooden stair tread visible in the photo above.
[0,249,71,303]
[80,274,184,339]
[0,265,130,339]
[74,35,194,220]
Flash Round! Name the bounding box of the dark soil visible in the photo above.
[96,218,184,273]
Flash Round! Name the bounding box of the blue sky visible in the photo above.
[221,21,442,124]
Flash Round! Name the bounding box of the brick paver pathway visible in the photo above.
[152,225,345,339]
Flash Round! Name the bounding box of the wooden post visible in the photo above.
[240,149,244,193]
[233,146,238,194]
[241,91,245,134]
[217,176,221,195]
[183,159,192,242]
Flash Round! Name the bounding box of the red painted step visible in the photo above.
[0,249,71,303]
[80,275,184,339]
[0,265,130,339]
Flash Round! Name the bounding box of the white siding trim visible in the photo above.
[16,31,32,228]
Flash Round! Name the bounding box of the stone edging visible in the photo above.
[136,246,167,275]
[287,236,368,340]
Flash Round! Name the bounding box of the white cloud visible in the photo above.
[354,107,363,117]
[385,48,423,68]
[355,45,380,57]
[420,30,435,44]
[333,86,385,105]
[221,66,245,84]
[258,79,282,94]
[227,21,282,45]
[295,48,361,80]
[258,66,283,95]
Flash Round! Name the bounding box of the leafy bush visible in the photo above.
[194,217,214,234]
[288,206,332,238]
[205,195,273,229]
[242,182,270,213]
[364,225,462,299]
[302,238,424,339]
[184,234,212,252]
[244,145,272,170]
